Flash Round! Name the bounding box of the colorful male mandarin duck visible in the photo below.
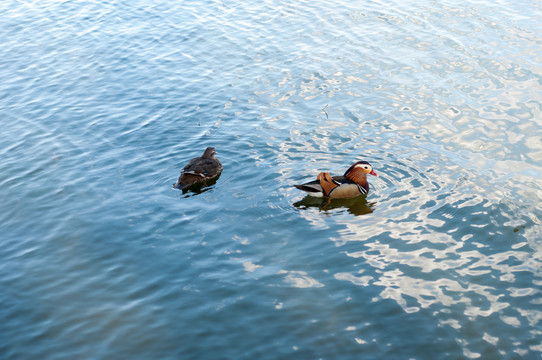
[174,147,223,190]
[294,161,377,198]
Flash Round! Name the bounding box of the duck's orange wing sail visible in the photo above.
[317,172,340,197]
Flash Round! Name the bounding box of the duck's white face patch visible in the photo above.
[355,164,372,173]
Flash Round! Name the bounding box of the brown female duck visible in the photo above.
[174,147,223,190]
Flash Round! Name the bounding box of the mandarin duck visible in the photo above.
[294,161,377,198]
[174,147,223,190]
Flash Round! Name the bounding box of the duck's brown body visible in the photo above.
[174,147,223,190]
[294,161,377,198]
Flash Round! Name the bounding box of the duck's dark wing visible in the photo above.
[294,176,352,194]
[332,176,351,183]
[182,158,222,178]
[175,158,223,189]
[294,179,323,194]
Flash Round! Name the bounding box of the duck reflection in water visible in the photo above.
[293,195,376,216]
[176,173,221,196]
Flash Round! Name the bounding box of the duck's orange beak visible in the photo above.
[370,169,378,176]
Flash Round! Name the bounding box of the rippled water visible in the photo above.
[1,0,541,359]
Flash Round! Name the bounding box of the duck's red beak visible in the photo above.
[370,169,378,176]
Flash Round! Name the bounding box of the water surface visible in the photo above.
[1,0,541,359]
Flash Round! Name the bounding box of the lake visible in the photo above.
[1,0,541,359]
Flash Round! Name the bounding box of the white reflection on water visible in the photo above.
[334,271,372,287]
[278,270,324,288]
[327,187,540,315]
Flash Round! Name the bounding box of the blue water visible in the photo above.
[1,0,541,359]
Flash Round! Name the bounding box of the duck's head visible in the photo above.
[344,161,378,178]
[202,147,217,159]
